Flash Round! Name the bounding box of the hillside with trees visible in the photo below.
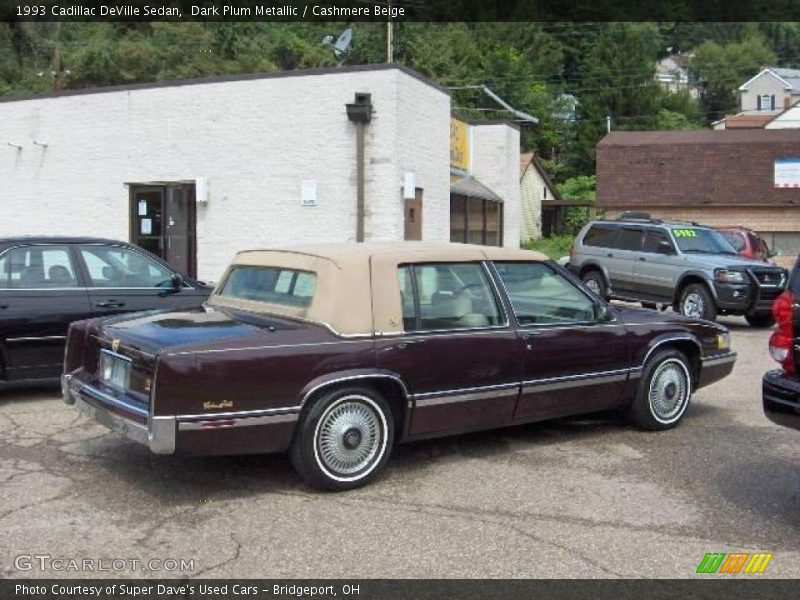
[3,21,798,185]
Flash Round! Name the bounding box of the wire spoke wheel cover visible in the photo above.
[314,395,387,481]
[648,358,690,423]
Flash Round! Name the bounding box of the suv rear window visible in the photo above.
[582,225,618,248]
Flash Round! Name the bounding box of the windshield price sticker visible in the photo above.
[673,228,699,238]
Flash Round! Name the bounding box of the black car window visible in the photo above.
[494,261,596,325]
[80,246,173,288]
[643,229,674,253]
[616,227,644,251]
[397,262,502,331]
[582,225,618,248]
[4,246,79,289]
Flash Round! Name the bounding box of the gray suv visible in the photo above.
[569,214,787,327]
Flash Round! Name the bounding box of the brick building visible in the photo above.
[2,64,521,282]
[597,130,800,260]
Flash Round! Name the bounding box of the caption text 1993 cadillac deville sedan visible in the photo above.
[63,243,736,490]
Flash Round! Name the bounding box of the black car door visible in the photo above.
[0,244,93,380]
[76,244,206,316]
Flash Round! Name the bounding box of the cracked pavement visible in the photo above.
[1,316,799,578]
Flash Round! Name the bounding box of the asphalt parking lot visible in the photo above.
[2,314,799,579]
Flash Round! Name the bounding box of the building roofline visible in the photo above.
[764,97,800,126]
[739,68,794,91]
[0,63,450,104]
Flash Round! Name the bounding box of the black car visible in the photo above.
[763,256,800,431]
[0,237,212,381]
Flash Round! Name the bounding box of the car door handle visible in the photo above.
[95,300,125,308]
[397,339,426,350]
[522,331,543,341]
[0,304,7,310]
[606,253,614,258]
[639,257,647,262]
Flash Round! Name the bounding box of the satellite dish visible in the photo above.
[323,27,353,65]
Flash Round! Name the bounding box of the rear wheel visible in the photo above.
[290,386,394,491]
[678,283,717,321]
[581,270,607,300]
[628,349,692,430]
[745,311,775,328]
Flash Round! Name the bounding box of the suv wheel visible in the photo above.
[581,270,607,299]
[744,311,775,328]
[678,284,717,321]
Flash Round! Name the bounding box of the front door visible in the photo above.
[375,261,522,437]
[404,188,423,241]
[492,261,631,422]
[130,184,196,277]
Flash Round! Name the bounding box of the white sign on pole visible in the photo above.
[403,172,416,199]
[774,158,800,188]
[301,180,317,206]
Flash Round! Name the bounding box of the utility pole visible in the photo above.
[386,8,393,63]
[52,21,62,92]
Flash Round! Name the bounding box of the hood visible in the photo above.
[99,305,302,355]
[681,252,782,270]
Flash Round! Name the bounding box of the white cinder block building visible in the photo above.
[2,64,521,282]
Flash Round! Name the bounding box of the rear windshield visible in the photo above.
[671,227,738,255]
[218,266,316,308]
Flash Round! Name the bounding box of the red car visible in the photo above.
[716,226,775,263]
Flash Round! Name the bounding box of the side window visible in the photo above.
[582,225,618,248]
[6,246,78,289]
[80,246,173,288]
[397,262,502,331]
[616,227,644,251]
[643,229,674,253]
[494,261,596,325]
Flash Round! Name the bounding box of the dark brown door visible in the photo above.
[404,188,423,241]
[130,184,196,277]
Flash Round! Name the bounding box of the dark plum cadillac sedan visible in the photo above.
[63,242,736,490]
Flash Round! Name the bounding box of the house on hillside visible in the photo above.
[519,152,560,241]
[596,130,800,261]
[739,67,800,113]
[654,53,699,98]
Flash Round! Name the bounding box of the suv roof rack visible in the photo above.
[616,211,662,224]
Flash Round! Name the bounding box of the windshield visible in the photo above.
[671,227,738,255]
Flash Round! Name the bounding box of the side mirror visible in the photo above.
[657,240,674,255]
[170,272,184,292]
[769,248,781,258]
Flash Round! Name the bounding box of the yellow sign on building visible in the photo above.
[450,118,470,173]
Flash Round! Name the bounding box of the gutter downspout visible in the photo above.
[346,93,373,242]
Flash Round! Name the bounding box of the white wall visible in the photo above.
[767,104,800,128]
[1,66,450,281]
[520,163,551,242]
[470,124,521,248]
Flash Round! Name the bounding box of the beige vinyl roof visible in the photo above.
[208,242,549,336]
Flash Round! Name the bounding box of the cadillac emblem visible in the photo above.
[111,339,120,353]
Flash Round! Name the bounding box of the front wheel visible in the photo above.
[581,270,607,300]
[678,283,717,321]
[627,349,692,431]
[745,311,775,328]
[290,386,394,491]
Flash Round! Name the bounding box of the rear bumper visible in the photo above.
[763,369,800,432]
[62,373,176,453]
[62,373,297,456]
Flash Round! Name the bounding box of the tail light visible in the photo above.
[769,290,796,373]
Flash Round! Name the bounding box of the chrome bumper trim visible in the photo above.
[177,412,298,430]
[701,352,737,367]
[62,374,176,454]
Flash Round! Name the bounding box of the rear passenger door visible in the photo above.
[607,226,644,296]
[374,261,522,438]
[0,244,92,380]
